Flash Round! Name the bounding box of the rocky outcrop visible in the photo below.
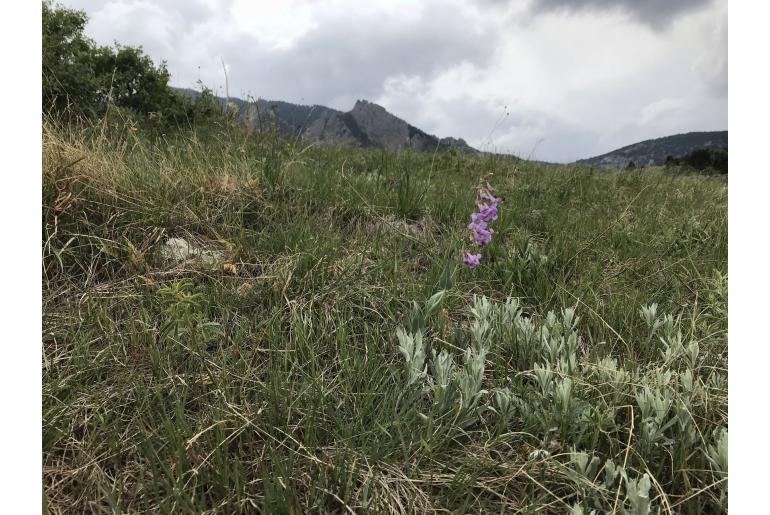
[349,100,410,149]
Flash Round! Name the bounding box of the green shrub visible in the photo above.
[42,1,224,130]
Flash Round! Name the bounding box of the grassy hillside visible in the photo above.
[42,117,727,513]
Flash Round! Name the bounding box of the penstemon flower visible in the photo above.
[475,202,498,223]
[464,188,501,267]
[468,220,493,246]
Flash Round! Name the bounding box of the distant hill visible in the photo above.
[174,88,476,153]
[577,131,727,169]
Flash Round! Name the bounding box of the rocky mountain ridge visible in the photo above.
[174,88,476,153]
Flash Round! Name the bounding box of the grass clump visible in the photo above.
[43,116,727,513]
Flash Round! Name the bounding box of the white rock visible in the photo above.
[161,237,224,266]
[161,237,194,262]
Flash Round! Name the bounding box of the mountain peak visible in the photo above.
[351,99,391,116]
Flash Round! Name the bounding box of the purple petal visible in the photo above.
[463,252,482,268]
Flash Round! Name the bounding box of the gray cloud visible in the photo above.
[65,0,727,162]
[211,7,499,109]
[526,0,715,29]
[78,1,498,109]
[695,14,728,97]
[375,78,603,162]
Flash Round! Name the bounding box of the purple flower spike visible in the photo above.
[463,187,501,268]
[464,252,482,268]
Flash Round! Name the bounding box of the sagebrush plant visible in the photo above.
[43,113,726,513]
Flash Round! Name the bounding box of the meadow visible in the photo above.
[42,114,727,513]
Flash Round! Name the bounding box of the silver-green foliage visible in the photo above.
[396,327,427,387]
[394,294,727,513]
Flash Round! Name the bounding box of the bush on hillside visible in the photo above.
[666,148,728,174]
[42,1,222,129]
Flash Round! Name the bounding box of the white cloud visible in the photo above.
[637,98,687,126]
[229,0,316,49]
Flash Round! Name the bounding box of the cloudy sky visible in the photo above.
[64,0,727,162]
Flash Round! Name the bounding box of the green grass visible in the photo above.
[43,117,727,513]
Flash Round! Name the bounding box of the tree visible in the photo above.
[664,148,728,174]
[91,44,183,120]
[42,1,218,127]
[711,148,728,174]
[686,149,713,170]
[42,1,98,115]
